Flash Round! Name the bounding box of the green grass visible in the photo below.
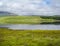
[0,16,54,24]
[0,28,60,46]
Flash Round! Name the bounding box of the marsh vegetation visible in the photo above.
[0,28,60,46]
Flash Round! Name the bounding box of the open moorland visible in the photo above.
[0,16,59,24]
[0,28,60,46]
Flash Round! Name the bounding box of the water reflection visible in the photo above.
[0,24,60,30]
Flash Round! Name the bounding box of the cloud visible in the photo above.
[0,2,3,6]
[0,0,60,15]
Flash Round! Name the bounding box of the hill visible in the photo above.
[0,11,16,16]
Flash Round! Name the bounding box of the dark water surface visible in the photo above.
[0,24,60,30]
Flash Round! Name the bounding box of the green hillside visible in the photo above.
[0,16,55,24]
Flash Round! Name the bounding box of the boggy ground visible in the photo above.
[0,28,60,46]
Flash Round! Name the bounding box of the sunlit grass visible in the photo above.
[0,16,54,24]
[0,28,60,46]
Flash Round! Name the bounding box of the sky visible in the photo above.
[0,0,60,15]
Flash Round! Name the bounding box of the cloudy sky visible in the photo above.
[0,0,60,15]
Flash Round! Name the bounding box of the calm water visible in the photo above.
[0,24,60,30]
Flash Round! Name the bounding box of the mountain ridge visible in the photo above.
[0,11,16,16]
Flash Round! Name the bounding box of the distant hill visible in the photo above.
[0,11,17,16]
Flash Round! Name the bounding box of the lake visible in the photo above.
[0,24,60,30]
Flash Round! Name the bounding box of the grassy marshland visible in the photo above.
[0,28,60,46]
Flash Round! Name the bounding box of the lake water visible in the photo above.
[0,24,60,30]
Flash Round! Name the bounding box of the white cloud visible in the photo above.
[0,0,60,15]
[0,2,3,6]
